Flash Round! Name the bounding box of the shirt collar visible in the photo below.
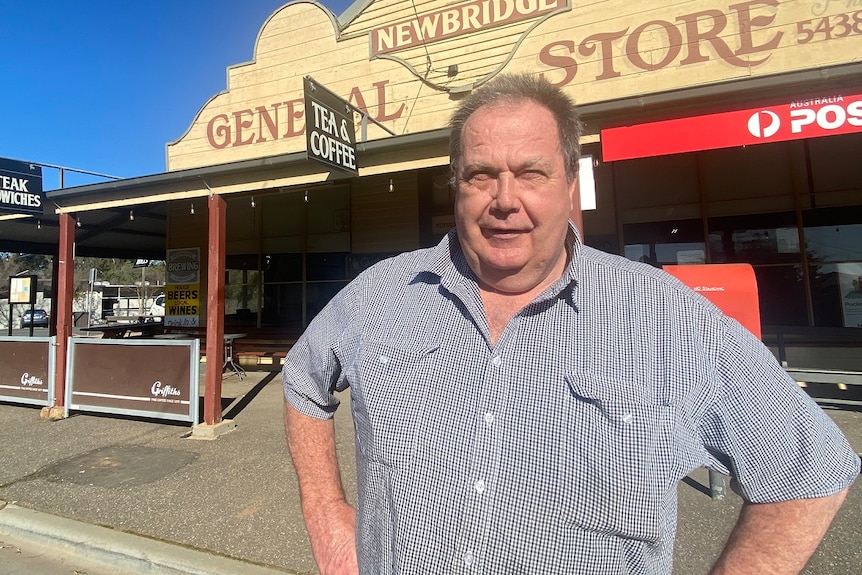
[414,222,582,306]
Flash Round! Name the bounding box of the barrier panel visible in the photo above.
[0,336,55,407]
[664,263,761,339]
[66,338,200,423]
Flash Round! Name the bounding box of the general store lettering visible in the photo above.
[539,0,782,85]
[207,80,403,149]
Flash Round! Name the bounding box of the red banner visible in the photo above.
[602,91,862,162]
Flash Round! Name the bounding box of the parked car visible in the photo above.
[20,309,50,328]
[149,294,165,316]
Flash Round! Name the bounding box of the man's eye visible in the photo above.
[520,170,546,180]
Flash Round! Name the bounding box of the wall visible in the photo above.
[166,0,861,170]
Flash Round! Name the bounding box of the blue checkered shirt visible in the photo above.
[283,225,860,574]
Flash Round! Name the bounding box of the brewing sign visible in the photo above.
[304,76,358,175]
[165,248,201,327]
[0,158,43,216]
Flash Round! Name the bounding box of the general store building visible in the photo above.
[4,0,861,421]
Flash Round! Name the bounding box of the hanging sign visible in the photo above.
[165,248,201,327]
[602,90,862,162]
[303,76,358,175]
[0,158,43,216]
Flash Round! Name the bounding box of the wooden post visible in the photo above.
[48,212,75,416]
[203,195,226,425]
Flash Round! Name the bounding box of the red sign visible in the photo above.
[664,263,761,340]
[602,91,862,162]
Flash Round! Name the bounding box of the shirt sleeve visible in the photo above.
[699,317,860,503]
[282,279,358,420]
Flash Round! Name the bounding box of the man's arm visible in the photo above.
[709,488,849,575]
[284,400,358,575]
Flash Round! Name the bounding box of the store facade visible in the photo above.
[159,0,862,332]
[43,0,862,419]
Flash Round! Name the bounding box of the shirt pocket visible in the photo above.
[559,371,676,544]
[350,341,438,469]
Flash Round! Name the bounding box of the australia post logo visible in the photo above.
[601,90,862,162]
[747,94,862,141]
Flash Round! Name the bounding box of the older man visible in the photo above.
[283,73,859,574]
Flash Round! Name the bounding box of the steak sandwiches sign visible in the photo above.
[0,158,43,216]
[303,76,358,175]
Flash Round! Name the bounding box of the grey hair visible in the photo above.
[448,73,582,185]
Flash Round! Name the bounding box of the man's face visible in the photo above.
[454,99,576,293]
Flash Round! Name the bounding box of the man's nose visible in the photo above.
[492,173,519,212]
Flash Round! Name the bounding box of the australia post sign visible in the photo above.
[602,90,862,162]
[0,158,43,216]
[303,76,358,175]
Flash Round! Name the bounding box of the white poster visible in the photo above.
[836,263,862,328]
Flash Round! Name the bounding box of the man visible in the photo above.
[283,73,859,574]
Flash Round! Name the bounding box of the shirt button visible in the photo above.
[491,355,502,367]
[484,412,494,425]
[463,551,474,566]
[474,479,485,494]
[378,355,389,364]
[622,413,634,424]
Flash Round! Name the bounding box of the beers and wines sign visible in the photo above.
[165,248,201,327]
[303,76,358,175]
[0,158,43,216]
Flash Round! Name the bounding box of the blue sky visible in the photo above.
[0,0,355,190]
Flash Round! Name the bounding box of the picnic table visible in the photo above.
[81,321,167,339]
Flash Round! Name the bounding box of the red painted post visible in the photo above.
[204,195,226,425]
[53,213,76,409]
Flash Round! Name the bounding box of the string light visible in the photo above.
[304,190,308,203]
[129,209,135,221]
[251,196,256,208]
[389,178,394,193]
[190,202,195,215]
[37,219,41,230]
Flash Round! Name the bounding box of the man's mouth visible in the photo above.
[482,227,528,241]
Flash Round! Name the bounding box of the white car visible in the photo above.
[149,294,165,316]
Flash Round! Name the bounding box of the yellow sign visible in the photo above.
[164,284,201,327]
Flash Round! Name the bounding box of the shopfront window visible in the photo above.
[225,254,260,326]
[255,186,350,329]
[804,206,862,328]
[753,265,809,327]
[707,213,800,265]
[623,219,704,266]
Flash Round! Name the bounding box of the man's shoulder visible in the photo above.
[578,245,672,285]
[357,246,436,279]
[577,245,721,310]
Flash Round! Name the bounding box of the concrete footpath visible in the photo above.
[1,369,860,574]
